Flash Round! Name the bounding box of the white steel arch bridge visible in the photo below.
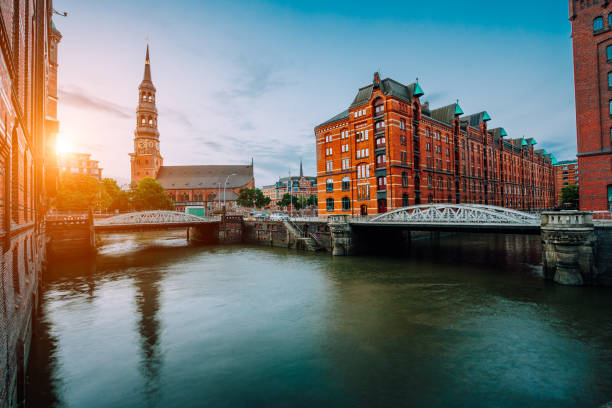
[94,211,220,231]
[349,204,541,233]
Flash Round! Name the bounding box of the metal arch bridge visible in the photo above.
[349,204,541,233]
[94,211,220,231]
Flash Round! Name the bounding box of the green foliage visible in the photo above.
[56,173,109,211]
[131,177,174,211]
[101,178,130,212]
[237,188,270,208]
[278,194,317,210]
[561,184,579,208]
[305,195,318,207]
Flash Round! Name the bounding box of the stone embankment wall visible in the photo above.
[243,221,332,251]
[47,219,96,258]
[595,226,612,285]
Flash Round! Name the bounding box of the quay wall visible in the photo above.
[243,221,332,251]
[595,226,612,285]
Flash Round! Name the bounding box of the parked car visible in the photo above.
[270,213,289,221]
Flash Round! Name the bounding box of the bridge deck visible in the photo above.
[349,221,540,234]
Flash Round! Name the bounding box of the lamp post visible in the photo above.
[217,182,222,211]
[223,173,237,212]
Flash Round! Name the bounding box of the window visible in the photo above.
[326,147,332,156]
[326,198,334,212]
[608,185,612,211]
[342,158,350,170]
[609,72,612,89]
[594,16,604,32]
[342,177,350,191]
[401,151,407,164]
[402,172,409,187]
[402,194,409,207]
[609,100,612,116]
[357,164,370,179]
[326,179,333,192]
[374,103,384,114]
[609,46,612,62]
[342,197,351,211]
[326,161,333,172]
[399,119,406,130]
[609,13,612,27]
[377,176,387,190]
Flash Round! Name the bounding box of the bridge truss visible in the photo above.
[95,211,219,227]
[365,204,540,226]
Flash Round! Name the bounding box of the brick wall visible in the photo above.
[570,0,612,210]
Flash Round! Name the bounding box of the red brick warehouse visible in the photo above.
[569,0,612,212]
[315,73,556,217]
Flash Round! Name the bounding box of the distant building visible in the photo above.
[59,152,103,180]
[568,1,612,211]
[554,159,579,206]
[262,162,317,210]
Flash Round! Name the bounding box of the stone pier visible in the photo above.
[541,211,596,285]
[328,215,353,256]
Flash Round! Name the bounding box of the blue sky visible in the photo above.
[55,0,576,186]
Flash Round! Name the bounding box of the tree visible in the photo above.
[278,193,303,209]
[237,188,270,208]
[561,184,579,208]
[56,173,109,211]
[305,195,318,207]
[131,177,174,210]
[101,178,131,212]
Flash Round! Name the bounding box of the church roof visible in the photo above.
[156,164,254,190]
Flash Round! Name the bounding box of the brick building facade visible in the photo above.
[315,73,555,217]
[554,159,579,206]
[569,0,612,211]
[129,47,254,213]
[0,1,60,406]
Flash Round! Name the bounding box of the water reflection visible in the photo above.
[134,269,163,406]
[25,231,612,408]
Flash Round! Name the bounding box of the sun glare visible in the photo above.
[55,134,73,155]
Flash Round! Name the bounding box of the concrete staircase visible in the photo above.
[283,219,321,252]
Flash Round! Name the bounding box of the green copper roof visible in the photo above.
[454,103,464,116]
[500,128,508,137]
[521,138,528,146]
[413,81,424,97]
[482,111,491,121]
[531,139,537,145]
[543,149,549,155]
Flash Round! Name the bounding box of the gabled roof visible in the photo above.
[461,111,489,127]
[429,103,462,125]
[156,164,254,190]
[488,128,507,139]
[350,77,420,109]
[318,109,349,127]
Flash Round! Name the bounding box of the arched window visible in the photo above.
[326,179,333,192]
[141,117,146,124]
[342,197,350,211]
[341,177,350,191]
[326,198,334,212]
[594,16,604,32]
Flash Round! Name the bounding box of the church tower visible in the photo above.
[130,45,163,185]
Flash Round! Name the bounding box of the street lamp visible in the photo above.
[223,173,237,212]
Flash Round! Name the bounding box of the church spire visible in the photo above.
[299,159,303,178]
[143,44,152,83]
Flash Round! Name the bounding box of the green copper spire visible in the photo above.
[500,128,508,137]
[530,139,537,145]
[521,138,528,146]
[454,100,464,116]
[413,78,424,97]
[482,111,491,121]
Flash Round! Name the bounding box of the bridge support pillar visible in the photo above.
[541,211,596,286]
[328,215,353,256]
[188,223,219,244]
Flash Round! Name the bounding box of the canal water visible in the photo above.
[26,231,612,407]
